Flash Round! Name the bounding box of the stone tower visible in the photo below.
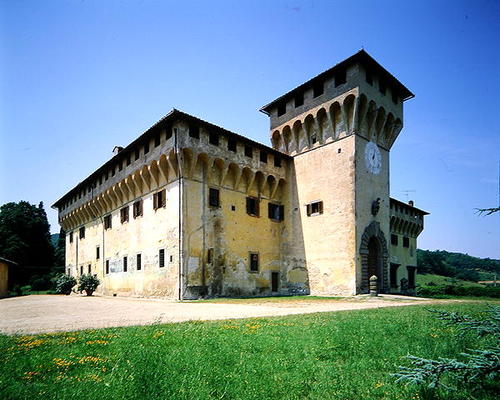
[260,50,414,295]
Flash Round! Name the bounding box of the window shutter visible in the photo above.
[319,201,323,214]
[246,197,251,214]
[306,204,311,216]
[279,205,284,221]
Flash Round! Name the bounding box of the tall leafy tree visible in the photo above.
[0,201,53,267]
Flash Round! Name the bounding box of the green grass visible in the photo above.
[417,273,484,287]
[0,302,497,400]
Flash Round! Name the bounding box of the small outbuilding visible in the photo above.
[0,256,17,298]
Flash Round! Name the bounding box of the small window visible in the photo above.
[88,264,91,274]
[274,156,282,168]
[260,151,267,163]
[306,201,323,216]
[209,188,220,208]
[169,255,173,262]
[391,90,398,105]
[133,200,143,218]
[155,133,161,147]
[105,260,109,274]
[244,145,253,158]
[104,215,112,230]
[403,237,410,248]
[335,69,346,87]
[96,246,100,260]
[249,253,259,272]
[277,103,286,117]
[391,234,398,246]
[79,226,85,239]
[268,203,284,221]
[120,206,129,224]
[159,249,165,268]
[135,148,140,160]
[69,231,73,243]
[126,154,131,166]
[153,190,166,210]
[207,248,213,264]
[366,71,373,85]
[313,82,324,97]
[118,161,123,171]
[136,254,142,271]
[144,141,149,154]
[209,132,219,146]
[80,265,83,275]
[228,138,237,152]
[246,197,259,217]
[294,93,304,107]
[379,79,386,95]
[123,256,128,272]
[189,125,200,139]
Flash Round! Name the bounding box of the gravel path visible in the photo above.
[0,294,446,335]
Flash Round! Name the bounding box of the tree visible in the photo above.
[0,201,53,267]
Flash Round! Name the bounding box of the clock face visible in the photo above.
[365,141,381,174]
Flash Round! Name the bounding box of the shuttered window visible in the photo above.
[268,203,284,221]
[306,201,323,216]
[209,188,220,208]
[133,200,143,218]
[246,197,259,217]
[153,190,166,210]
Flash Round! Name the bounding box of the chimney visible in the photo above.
[113,146,124,155]
[408,200,414,207]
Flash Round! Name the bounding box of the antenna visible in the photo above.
[401,190,416,202]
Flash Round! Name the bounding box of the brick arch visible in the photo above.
[359,221,389,293]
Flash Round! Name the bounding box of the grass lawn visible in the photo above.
[0,302,497,400]
[416,273,484,287]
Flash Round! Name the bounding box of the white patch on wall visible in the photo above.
[188,257,199,274]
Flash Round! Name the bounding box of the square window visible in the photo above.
[306,201,323,216]
[391,234,398,246]
[246,197,259,217]
[366,71,373,85]
[313,82,324,97]
[244,145,253,158]
[79,226,85,239]
[133,200,143,218]
[249,253,259,272]
[104,215,112,230]
[209,188,220,208]
[159,249,165,268]
[228,138,237,152]
[209,132,219,146]
[335,69,346,87]
[268,203,284,221]
[120,206,129,223]
[260,151,267,163]
[294,94,304,107]
[136,254,142,271]
[403,237,410,248]
[189,125,200,139]
[153,190,166,210]
[277,103,286,117]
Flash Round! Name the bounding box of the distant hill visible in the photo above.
[50,233,59,247]
[417,249,500,281]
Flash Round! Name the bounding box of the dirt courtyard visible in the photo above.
[0,294,445,335]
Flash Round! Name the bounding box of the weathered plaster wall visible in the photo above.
[292,136,357,296]
[66,181,180,298]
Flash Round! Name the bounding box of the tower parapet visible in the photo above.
[260,50,414,154]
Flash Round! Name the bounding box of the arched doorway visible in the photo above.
[367,237,380,289]
[359,221,389,293]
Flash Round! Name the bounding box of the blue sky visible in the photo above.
[1,0,499,258]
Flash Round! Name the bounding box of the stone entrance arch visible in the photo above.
[359,221,388,293]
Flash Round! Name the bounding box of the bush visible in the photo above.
[77,274,100,296]
[55,274,77,295]
[417,284,500,298]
